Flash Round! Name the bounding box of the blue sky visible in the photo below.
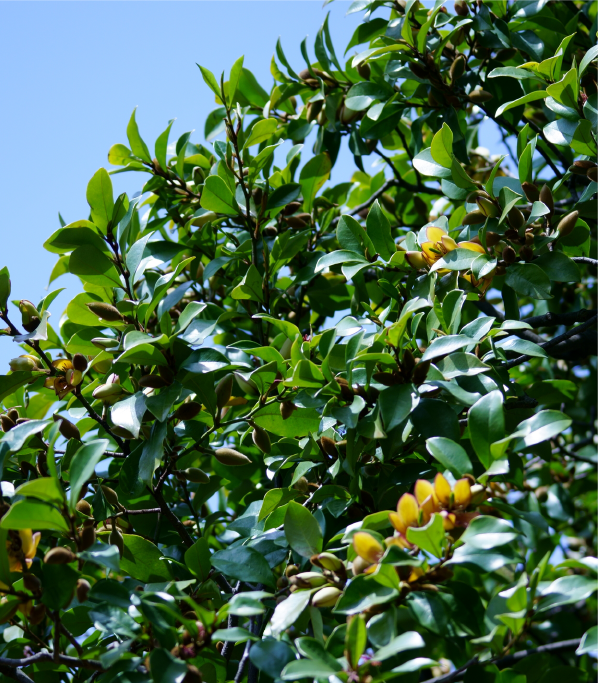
[0,1,501,369]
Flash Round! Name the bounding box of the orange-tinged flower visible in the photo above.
[7,529,41,572]
[45,359,84,399]
[432,473,472,530]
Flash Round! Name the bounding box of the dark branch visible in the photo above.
[0,652,103,672]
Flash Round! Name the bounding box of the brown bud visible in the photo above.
[183,468,210,484]
[53,415,81,441]
[556,211,579,238]
[539,184,554,214]
[454,0,469,15]
[496,48,517,62]
[80,523,96,551]
[23,574,41,594]
[587,166,598,182]
[521,181,540,203]
[214,448,252,467]
[357,62,371,80]
[252,426,271,454]
[294,476,310,494]
[76,579,91,603]
[44,547,76,565]
[285,215,308,230]
[158,365,174,384]
[409,62,428,80]
[476,197,500,218]
[174,402,202,421]
[183,665,203,683]
[283,202,302,216]
[468,90,493,103]
[502,246,516,264]
[402,348,416,378]
[86,302,123,322]
[519,246,534,261]
[306,100,323,124]
[28,603,46,625]
[380,193,396,214]
[319,436,338,458]
[276,576,289,590]
[372,372,399,386]
[285,564,299,578]
[0,415,15,432]
[101,486,120,507]
[138,374,169,389]
[109,524,124,558]
[450,55,466,83]
[72,353,88,372]
[262,226,278,237]
[507,207,525,230]
[76,499,92,516]
[463,211,486,225]
[7,409,19,423]
[215,374,233,410]
[280,401,296,420]
[485,231,501,247]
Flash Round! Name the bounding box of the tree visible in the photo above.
[0,1,596,681]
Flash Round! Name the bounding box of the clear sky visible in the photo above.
[0,1,500,370]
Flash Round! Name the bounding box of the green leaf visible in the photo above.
[426,437,472,477]
[69,440,109,512]
[504,262,553,300]
[270,588,312,636]
[468,390,504,468]
[436,353,490,379]
[245,119,278,148]
[345,615,367,668]
[139,421,167,487]
[117,534,173,583]
[14,477,65,505]
[86,168,114,234]
[488,66,545,82]
[154,119,174,172]
[68,245,122,288]
[284,360,325,388]
[374,631,424,661]
[580,45,598,77]
[0,373,45,405]
[231,264,263,302]
[44,221,108,254]
[211,546,274,587]
[108,143,134,166]
[406,514,445,559]
[430,123,453,169]
[229,55,245,105]
[149,649,187,683]
[0,499,69,532]
[200,175,238,215]
[379,384,418,432]
[421,335,474,362]
[366,200,395,261]
[334,573,399,615]
[546,68,578,110]
[284,501,323,557]
[126,108,152,163]
[259,489,303,522]
[413,147,453,179]
[281,659,338,680]
[198,64,222,99]
[111,393,147,439]
[577,626,598,655]
[459,515,520,549]
[299,154,331,213]
[495,91,547,117]
[116,343,169,367]
[514,410,572,449]
[184,537,211,581]
[0,266,10,310]
[250,639,296,678]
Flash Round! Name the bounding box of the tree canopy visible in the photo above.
[0,1,596,682]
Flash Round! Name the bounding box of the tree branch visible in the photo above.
[572,256,598,268]
[74,387,125,451]
[0,652,103,672]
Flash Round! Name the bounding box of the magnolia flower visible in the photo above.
[44,358,82,400]
[406,225,494,293]
[352,532,423,584]
[7,529,41,572]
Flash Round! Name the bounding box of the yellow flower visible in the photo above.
[353,531,384,565]
[7,529,41,572]
[389,481,437,539]
[432,473,472,530]
[45,359,84,399]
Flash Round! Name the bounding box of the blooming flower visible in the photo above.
[44,359,82,399]
[7,529,41,572]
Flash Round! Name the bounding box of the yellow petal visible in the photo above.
[441,235,458,252]
[44,377,57,389]
[453,479,472,509]
[408,566,425,582]
[422,242,441,263]
[441,511,456,530]
[398,493,419,529]
[434,473,452,507]
[426,226,447,244]
[18,529,34,557]
[414,479,435,506]
[389,512,407,536]
[458,241,485,254]
[52,359,73,371]
[29,532,41,560]
[353,532,383,564]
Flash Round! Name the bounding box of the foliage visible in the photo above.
[0,1,597,682]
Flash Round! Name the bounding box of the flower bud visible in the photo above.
[485,231,501,247]
[101,486,120,507]
[279,338,293,360]
[53,415,81,441]
[285,564,299,578]
[87,302,124,322]
[502,246,516,264]
[507,207,525,230]
[28,603,46,625]
[521,181,540,203]
[319,436,338,458]
[519,246,533,261]
[9,355,39,372]
[91,337,120,350]
[80,521,96,550]
[1,415,15,432]
[252,425,271,454]
[462,211,486,225]
[294,476,309,494]
[76,499,92,516]
[65,368,83,387]
[23,574,41,594]
[450,55,466,83]
[352,555,371,576]
[556,210,578,238]
[93,383,124,400]
[476,197,500,218]
[412,360,430,385]
[109,524,124,558]
[290,572,327,589]
[19,300,39,322]
[262,226,278,238]
[405,251,428,270]
[311,586,342,608]
[311,552,343,573]
[306,100,323,124]
[539,184,554,214]
[215,374,234,408]
[587,166,598,183]
[71,354,88,373]
[214,448,252,467]
[468,90,493,103]
[280,401,296,420]
[357,62,371,80]
[454,0,469,15]
[184,468,210,484]
[76,579,91,603]
[174,402,202,421]
[44,547,76,565]
[469,484,487,506]
[139,374,168,389]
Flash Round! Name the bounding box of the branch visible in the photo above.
[0,665,34,683]
[426,638,581,683]
[572,256,598,268]
[74,387,125,451]
[151,484,194,548]
[0,652,103,672]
